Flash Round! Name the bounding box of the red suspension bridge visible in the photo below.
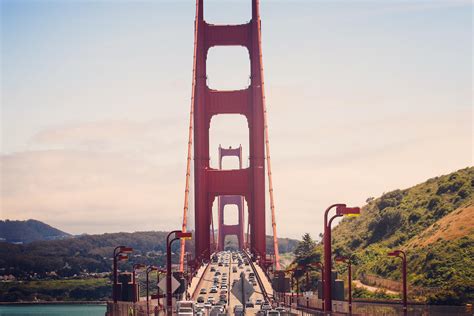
[105,1,414,315]
[179,0,281,272]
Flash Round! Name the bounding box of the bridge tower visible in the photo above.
[192,0,267,262]
[217,145,245,251]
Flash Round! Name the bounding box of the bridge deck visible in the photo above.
[188,251,275,315]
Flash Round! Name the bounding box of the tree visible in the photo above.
[293,233,321,267]
[294,233,315,259]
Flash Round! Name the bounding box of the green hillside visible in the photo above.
[293,167,474,305]
[0,227,298,280]
[332,167,473,304]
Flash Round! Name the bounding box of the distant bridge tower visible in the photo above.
[217,145,245,251]
[192,0,267,262]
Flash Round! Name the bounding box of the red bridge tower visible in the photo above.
[217,145,245,251]
[192,0,267,262]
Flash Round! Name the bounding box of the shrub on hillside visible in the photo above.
[376,190,404,211]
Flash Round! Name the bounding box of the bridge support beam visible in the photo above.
[193,0,266,262]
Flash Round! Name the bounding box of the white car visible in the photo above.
[177,301,195,316]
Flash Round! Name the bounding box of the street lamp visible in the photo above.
[388,250,407,313]
[113,246,133,303]
[156,268,166,310]
[286,266,303,306]
[132,263,146,303]
[323,204,360,312]
[308,262,324,310]
[146,266,159,315]
[335,256,353,313]
[166,230,192,313]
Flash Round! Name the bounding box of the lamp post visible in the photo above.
[146,266,159,315]
[157,268,166,309]
[132,263,146,303]
[308,262,324,310]
[335,256,353,313]
[323,204,360,312]
[286,266,303,306]
[388,250,407,313]
[166,230,192,314]
[113,246,133,303]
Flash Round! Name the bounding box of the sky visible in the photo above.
[1,0,472,240]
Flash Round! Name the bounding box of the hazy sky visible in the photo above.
[1,0,472,240]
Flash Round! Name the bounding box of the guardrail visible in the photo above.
[190,258,212,300]
[242,250,271,303]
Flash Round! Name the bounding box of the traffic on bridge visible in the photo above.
[105,0,362,315]
[102,0,464,315]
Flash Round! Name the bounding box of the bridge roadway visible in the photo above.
[188,250,274,315]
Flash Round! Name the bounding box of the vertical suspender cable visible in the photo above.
[179,0,200,272]
[255,1,281,270]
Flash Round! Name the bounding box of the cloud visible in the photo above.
[0,148,185,234]
[1,106,472,239]
[1,118,191,234]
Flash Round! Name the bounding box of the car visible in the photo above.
[261,303,271,311]
[275,307,287,313]
[207,297,215,303]
[210,306,224,316]
[215,271,221,276]
[234,305,244,316]
[199,288,207,294]
[245,300,254,308]
[266,310,280,316]
[252,281,257,286]
[220,290,227,295]
[210,267,216,272]
[255,299,263,305]
[217,300,227,306]
[218,262,223,266]
[220,284,228,289]
[204,302,212,309]
[177,301,195,316]
[197,296,205,303]
[232,267,238,272]
[210,288,218,293]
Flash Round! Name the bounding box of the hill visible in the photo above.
[0,219,71,243]
[0,227,298,280]
[334,167,473,304]
[292,167,473,305]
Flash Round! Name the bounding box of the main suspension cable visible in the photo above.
[179,0,200,272]
[256,15,281,270]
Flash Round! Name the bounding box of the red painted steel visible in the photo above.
[192,0,267,262]
[217,145,245,251]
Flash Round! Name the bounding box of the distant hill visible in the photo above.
[0,219,71,243]
[0,224,298,281]
[331,167,474,304]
